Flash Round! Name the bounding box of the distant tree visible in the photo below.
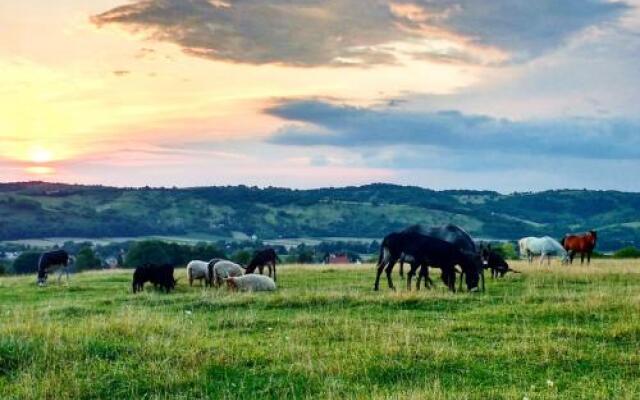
[496,242,518,260]
[232,250,252,266]
[613,246,640,259]
[75,246,101,271]
[12,252,41,275]
[125,241,171,269]
[295,245,315,264]
[0,261,8,275]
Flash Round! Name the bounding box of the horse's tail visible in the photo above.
[376,242,385,268]
[559,236,566,248]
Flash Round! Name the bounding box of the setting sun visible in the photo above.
[28,146,54,164]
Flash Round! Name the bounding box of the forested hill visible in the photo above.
[1,181,640,250]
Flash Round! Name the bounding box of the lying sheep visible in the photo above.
[212,260,244,287]
[186,260,210,287]
[225,274,276,292]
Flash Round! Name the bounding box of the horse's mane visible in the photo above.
[402,225,424,234]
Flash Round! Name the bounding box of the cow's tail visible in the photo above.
[559,236,565,247]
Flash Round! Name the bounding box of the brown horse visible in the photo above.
[561,230,597,265]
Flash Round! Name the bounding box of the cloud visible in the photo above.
[266,99,640,160]
[91,0,628,67]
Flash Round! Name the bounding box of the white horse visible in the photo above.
[519,236,568,265]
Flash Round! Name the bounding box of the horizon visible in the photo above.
[3,179,639,196]
[3,1,640,191]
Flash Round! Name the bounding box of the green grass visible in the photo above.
[1,261,640,399]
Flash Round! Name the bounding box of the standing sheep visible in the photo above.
[186,260,210,287]
[225,275,276,292]
[212,260,244,287]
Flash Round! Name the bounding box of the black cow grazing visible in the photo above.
[132,264,176,293]
[374,230,480,292]
[37,249,73,286]
[245,249,278,282]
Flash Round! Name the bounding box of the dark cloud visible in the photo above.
[91,0,628,66]
[266,99,640,160]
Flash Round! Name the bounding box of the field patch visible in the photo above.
[1,261,640,399]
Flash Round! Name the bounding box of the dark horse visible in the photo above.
[561,230,597,264]
[480,245,521,278]
[374,230,480,292]
[37,249,73,286]
[245,249,278,282]
[398,225,485,291]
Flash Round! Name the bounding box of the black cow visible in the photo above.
[37,249,73,286]
[245,249,278,282]
[132,264,176,293]
[374,230,480,292]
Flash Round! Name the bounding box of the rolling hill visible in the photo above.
[1,181,639,250]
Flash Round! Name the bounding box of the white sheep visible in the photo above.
[225,274,276,292]
[186,260,210,287]
[212,260,244,287]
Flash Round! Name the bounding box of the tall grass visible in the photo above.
[1,261,639,399]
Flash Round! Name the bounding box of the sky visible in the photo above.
[2,0,639,192]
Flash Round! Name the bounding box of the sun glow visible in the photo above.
[25,166,55,175]
[28,146,54,163]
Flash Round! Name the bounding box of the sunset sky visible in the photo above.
[2,0,640,191]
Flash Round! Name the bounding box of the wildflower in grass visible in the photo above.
[546,379,554,387]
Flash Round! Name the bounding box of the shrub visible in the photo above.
[12,252,41,275]
[75,246,101,271]
[125,241,171,269]
[613,246,640,259]
[232,250,252,266]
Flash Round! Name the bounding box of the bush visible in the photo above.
[125,241,171,269]
[232,250,252,266]
[12,252,42,275]
[75,246,101,271]
[613,246,640,259]
[0,262,8,275]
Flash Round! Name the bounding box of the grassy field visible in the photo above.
[1,261,639,399]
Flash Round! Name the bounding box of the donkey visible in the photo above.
[36,249,74,286]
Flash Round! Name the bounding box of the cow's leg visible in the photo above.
[188,270,193,287]
[458,271,464,292]
[399,259,405,279]
[587,251,592,265]
[580,252,585,265]
[273,262,277,282]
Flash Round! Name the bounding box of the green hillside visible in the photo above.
[1,182,639,250]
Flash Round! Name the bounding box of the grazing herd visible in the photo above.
[33,225,599,295]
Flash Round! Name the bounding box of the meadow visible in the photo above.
[1,261,639,399]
